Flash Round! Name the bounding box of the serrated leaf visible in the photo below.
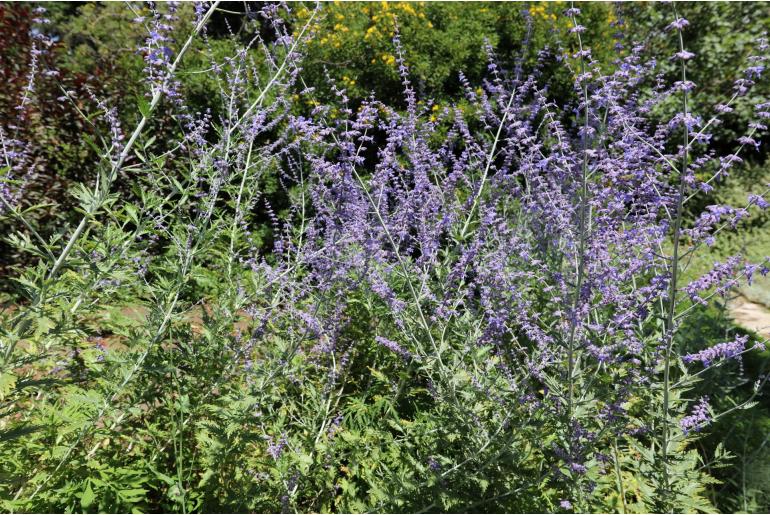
[0,372,17,400]
[119,488,147,502]
[81,482,95,509]
[124,204,140,225]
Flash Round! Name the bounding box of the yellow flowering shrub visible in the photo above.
[291,2,620,107]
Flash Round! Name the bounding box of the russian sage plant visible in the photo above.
[1,2,769,513]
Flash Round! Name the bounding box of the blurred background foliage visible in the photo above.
[290,1,622,112]
[3,1,770,511]
[624,2,770,157]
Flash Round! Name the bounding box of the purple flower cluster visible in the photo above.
[375,336,413,362]
[680,397,711,435]
[683,335,749,366]
[1,6,57,215]
[266,433,288,460]
[136,2,182,101]
[683,255,745,304]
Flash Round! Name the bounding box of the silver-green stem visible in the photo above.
[662,7,689,503]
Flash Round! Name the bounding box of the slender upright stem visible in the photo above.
[562,6,592,508]
[567,1,591,428]
[662,7,689,503]
[613,438,628,514]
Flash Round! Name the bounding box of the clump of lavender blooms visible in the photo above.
[267,433,288,461]
[683,335,750,366]
[375,336,413,362]
[680,397,711,434]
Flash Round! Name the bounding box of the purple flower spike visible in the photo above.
[667,18,690,31]
[680,397,711,434]
[376,336,413,361]
[683,335,749,366]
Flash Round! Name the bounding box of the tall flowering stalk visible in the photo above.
[660,6,691,503]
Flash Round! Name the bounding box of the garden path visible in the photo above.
[728,294,770,339]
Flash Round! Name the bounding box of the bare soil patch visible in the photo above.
[728,294,770,339]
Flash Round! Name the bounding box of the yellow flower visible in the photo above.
[529,4,549,18]
[397,3,416,16]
